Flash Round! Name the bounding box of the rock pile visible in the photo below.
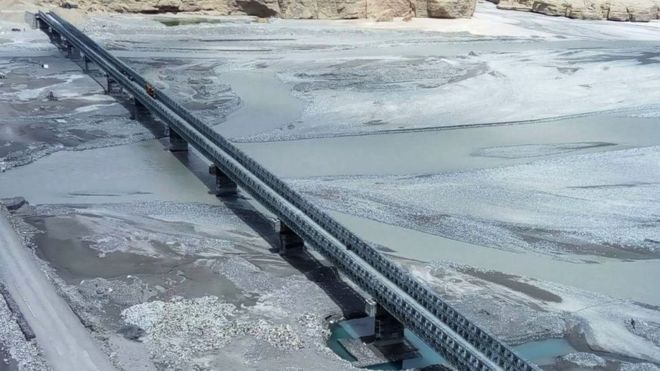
[42,0,478,19]
[491,0,660,22]
[121,296,306,369]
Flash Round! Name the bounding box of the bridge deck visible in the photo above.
[35,11,539,371]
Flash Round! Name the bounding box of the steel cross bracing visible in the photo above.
[36,11,539,371]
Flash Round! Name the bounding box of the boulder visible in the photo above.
[336,0,368,18]
[497,0,660,20]
[372,8,395,21]
[278,0,319,18]
[415,0,429,16]
[236,0,281,17]
[497,0,536,11]
[531,0,570,16]
[277,0,370,19]
[607,3,631,19]
[427,0,477,17]
[118,324,145,341]
[317,0,339,18]
[179,0,231,12]
[366,0,415,18]
[0,197,28,211]
[107,2,158,13]
[60,1,79,9]
[568,5,604,19]
[628,4,653,20]
[155,0,182,12]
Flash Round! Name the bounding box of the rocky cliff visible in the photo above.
[42,0,477,19]
[492,0,660,21]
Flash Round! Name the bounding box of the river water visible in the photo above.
[242,113,660,177]
[1,66,659,306]
[327,317,577,369]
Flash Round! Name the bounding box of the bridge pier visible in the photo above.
[365,298,405,345]
[130,98,150,121]
[82,55,92,72]
[277,221,304,254]
[50,30,62,46]
[66,44,81,60]
[209,164,237,196]
[36,18,47,31]
[105,75,121,95]
[168,128,188,152]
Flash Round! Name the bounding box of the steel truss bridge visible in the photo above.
[35,11,539,371]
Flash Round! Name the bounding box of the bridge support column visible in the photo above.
[50,30,61,46]
[277,221,304,254]
[131,98,150,121]
[82,55,92,72]
[365,298,405,345]
[66,44,81,60]
[105,76,121,95]
[209,164,237,196]
[168,128,188,152]
[36,18,46,31]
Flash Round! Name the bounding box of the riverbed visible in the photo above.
[1,3,659,370]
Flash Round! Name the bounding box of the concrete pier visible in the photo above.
[130,98,150,122]
[82,55,92,72]
[168,128,188,152]
[50,30,61,45]
[105,76,121,95]
[66,44,81,60]
[277,220,304,253]
[365,298,405,345]
[209,164,237,196]
[36,18,46,31]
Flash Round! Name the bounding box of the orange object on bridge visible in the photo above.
[146,83,156,98]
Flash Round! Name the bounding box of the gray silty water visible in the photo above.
[240,114,660,177]
[0,345,18,371]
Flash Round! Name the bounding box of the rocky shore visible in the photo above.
[39,0,478,19]
[491,0,660,21]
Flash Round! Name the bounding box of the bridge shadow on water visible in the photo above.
[166,144,368,320]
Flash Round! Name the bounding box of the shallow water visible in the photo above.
[2,126,658,304]
[242,114,660,177]
[0,140,220,205]
[27,213,242,301]
[217,70,305,138]
[327,317,574,369]
[0,345,17,371]
[331,211,660,305]
[326,318,447,370]
[514,338,576,366]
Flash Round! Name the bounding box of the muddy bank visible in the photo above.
[9,202,361,370]
[9,200,659,369]
[0,56,154,171]
[410,260,660,366]
[39,0,478,20]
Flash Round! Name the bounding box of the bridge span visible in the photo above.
[34,11,539,371]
